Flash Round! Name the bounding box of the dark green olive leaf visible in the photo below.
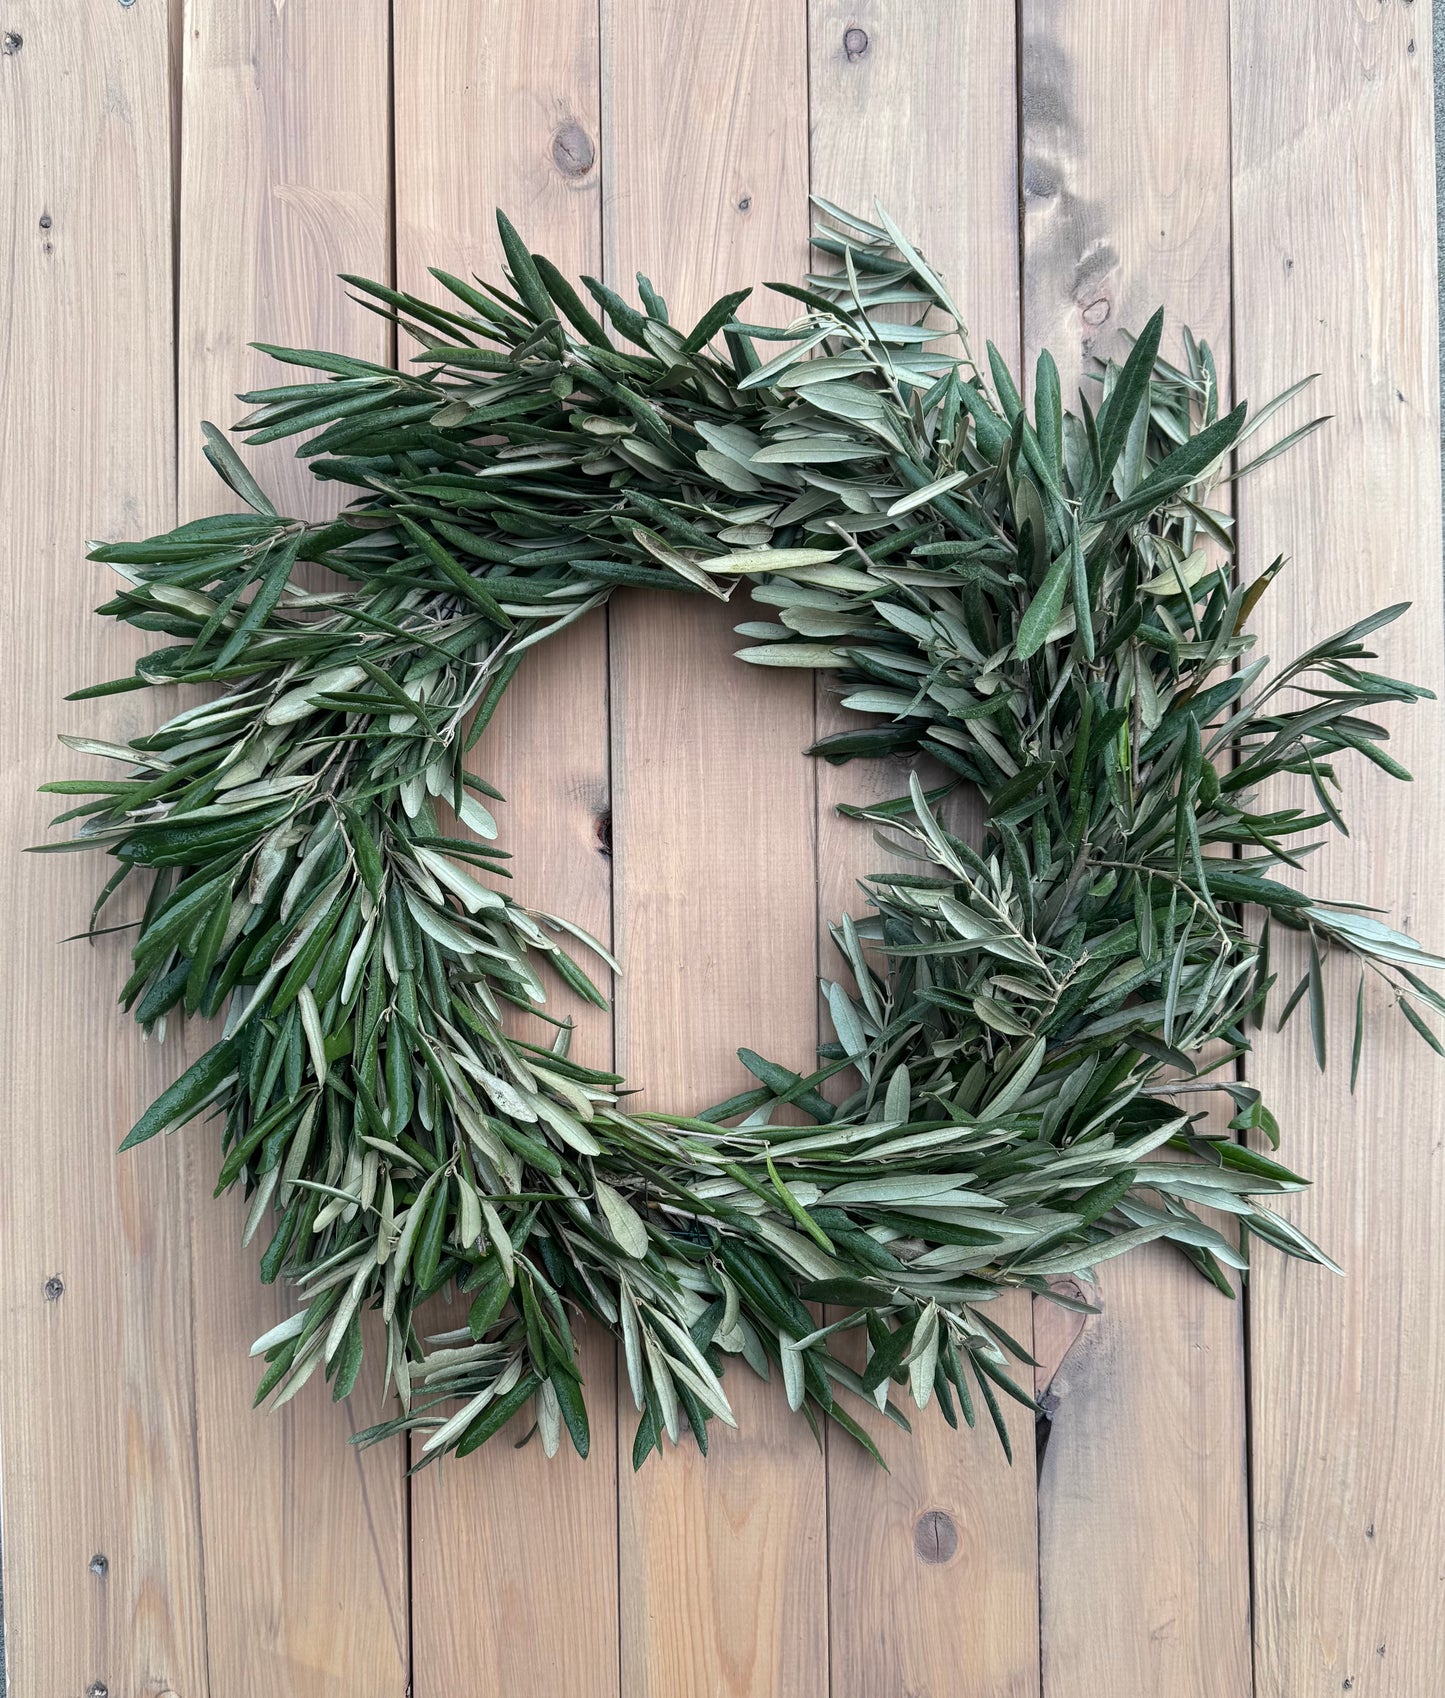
[199,422,279,517]
[1015,545,1073,661]
[120,1036,240,1150]
[1092,307,1164,496]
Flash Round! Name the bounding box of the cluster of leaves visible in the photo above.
[45,203,1444,1469]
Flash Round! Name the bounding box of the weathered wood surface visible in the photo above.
[0,9,208,1698]
[393,7,621,1694]
[809,9,1041,1697]
[601,9,828,1694]
[1,3,1439,1693]
[176,8,408,1694]
[1019,8,1253,1695]
[1233,3,1445,1692]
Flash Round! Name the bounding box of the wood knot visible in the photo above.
[1080,297,1111,328]
[44,1273,64,1300]
[736,194,752,213]
[39,212,52,228]
[913,1508,957,1565]
[594,808,612,858]
[90,1552,109,1578]
[1,30,22,53]
[551,122,595,179]
[1021,161,1060,202]
[843,26,869,61]
[86,1684,109,1698]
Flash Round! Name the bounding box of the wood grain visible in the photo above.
[5,5,1445,1690]
[0,5,208,1695]
[1018,6,1252,1694]
[1231,3,1445,1693]
[807,8,1040,1695]
[392,7,621,1693]
[600,3,826,1693]
[176,6,408,1693]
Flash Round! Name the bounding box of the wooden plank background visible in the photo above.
[0,2,1439,1694]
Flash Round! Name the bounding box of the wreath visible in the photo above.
[46,202,1443,1469]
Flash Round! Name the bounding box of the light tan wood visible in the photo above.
[392,7,621,1693]
[600,3,827,1694]
[1018,6,1252,1694]
[0,5,209,1695]
[807,8,1041,1695]
[1232,4,1445,1693]
[6,6,1445,1688]
[176,6,408,1693]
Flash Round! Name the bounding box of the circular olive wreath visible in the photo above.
[48,203,1443,1469]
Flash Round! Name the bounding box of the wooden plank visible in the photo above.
[1231,5,1445,1692]
[175,7,408,1693]
[0,5,209,1695]
[599,3,826,1693]
[391,8,621,1694]
[806,8,1041,1696]
[1017,6,1252,1694]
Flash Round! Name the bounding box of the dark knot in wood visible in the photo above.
[913,1508,958,1565]
[552,122,595,179]
[843,26,869,61]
